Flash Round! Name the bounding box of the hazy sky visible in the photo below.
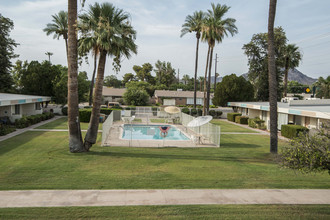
[1,0,330,81]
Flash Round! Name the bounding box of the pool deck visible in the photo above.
[103,120,218,148]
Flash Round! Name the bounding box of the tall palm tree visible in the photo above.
[199,76,204,91]
[282,44,302,97]
[79,2,137,151]
[268,0,278,154]
[202,3,238,114]
[315,76,330,98]
[67,0,84,152]
[43,11,69,56]
[182,74,190,85]
[181,11,205,108]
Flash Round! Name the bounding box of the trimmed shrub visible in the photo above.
[235,116,249,124]
[216,111,223,118]
[181,107,190,115]
[0,124,16,136]
[190,108,197,116]
[100,108,112,115]
[62,106,68,116]
[197,108,203,116]
[209,110,216,117]
[281,124,309,139]
[15,117,29,128]
[79,109,92,123]
[248,117,265,129]
[227,113,241,122]
[152,106,158,116]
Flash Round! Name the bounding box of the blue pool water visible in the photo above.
[122,124,190,140]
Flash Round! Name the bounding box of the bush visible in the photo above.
[197,108,203,116]
[62,106,68,116]
[248,117,265,129]
[100,108,112,115]
[281,124,309,139]
[15,117,29,128]
[152,107,158,116]
[79,109,92,123]
[190,108,197,116]
[227,113,241,122]
[209,110,216,117]
[0,124,16,136]
[216,111,223,118]
[209,105,216,108]
[235,116,249,124]
[181,107,190,115]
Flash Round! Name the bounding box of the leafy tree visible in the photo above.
[0,14,18,93]
[243,27,287,101]
[201,3,238,115]
[181,10,205,108]
[133,63,155,84]
[104,75,122,88]
[279,123,330,174]
[123,82,149,106]
[287,81,307,94]
[125,81,154,97]
[154,60,176,87]
[79,2,137,150]
[122,73,137,85]
[282,44,302,97]
[43,11,69,55]
[12,60,61,96]
[182,74,190,85]
[268,0,278,154]
[212,74,254,106]
[315,76,330,99]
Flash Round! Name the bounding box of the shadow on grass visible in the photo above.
[220,143,263,149]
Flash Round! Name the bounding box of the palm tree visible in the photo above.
[202,3,238,115]
[268,0,278,154]
[79,2,137,151]
[282,44,302,97]
[181,11,205,108]
[315,76,330,98]
[45,52,53,63]
[182,74,190,85]
[43,11,69,56]
[67,0,84,152]
[199,76,204,91]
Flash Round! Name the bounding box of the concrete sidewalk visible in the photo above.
[0,189,329,207]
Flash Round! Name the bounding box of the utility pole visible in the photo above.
[177,68,180,83]
[214,53,219,91]
[45,52,53,63]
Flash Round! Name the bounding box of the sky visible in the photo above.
[1,0,330,81]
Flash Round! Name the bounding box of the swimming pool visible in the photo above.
[122,124,190,140]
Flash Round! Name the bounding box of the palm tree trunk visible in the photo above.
[64,36,68,57]
[84,50,107,151]
[268,0,278,154]
[283,59,289,97]
[203,46,210,116]
[207,46,214,114]
[88,54,97,106]
[67,0,84,152]
[193,35,200,109]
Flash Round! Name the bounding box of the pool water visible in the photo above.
[122,124,190,140]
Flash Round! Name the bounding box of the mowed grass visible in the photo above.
[35,117,102,130]
[0,131,329,190]
[150,118,166,123]
[211,119,259,133]
[0,205,329,219]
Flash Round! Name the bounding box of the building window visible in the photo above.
[246,108,249,115]
[14,105,20,115]
[35,102,41,110]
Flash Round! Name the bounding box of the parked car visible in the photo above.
[108,102,120,108]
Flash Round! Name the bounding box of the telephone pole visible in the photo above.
[214,53,219,91]
[177,68,180,83]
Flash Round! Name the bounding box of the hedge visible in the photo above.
[227,113,241,122]
[190,108,197,116]
[0,124,16,136]
[281,124,309,139]
[248,117,266,130]
[62,106,68,116]
[209,110,223,119]
[235,116,249,124]
[15,112,55,129]
[79,108,113,122]
[181,107,190,114]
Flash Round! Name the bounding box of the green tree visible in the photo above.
[282,44,302,97]
[181,10,205,108]
[199,76,204,91]
[154,60,176,87]
[122,73,137,85]
[212,74,254,107]
[79,2,137,150]
[123,82,149,106]
[133,63,155,84]
[315,76,330,99]
[268,0,278,154]
[43,11,69,55]
[287,81,307,94]
[280,124,330,174]
[0,14,18,93]
[201,3,238,115]
[182,74,190,85]
[104,75,122,88]
[243,27,287,101]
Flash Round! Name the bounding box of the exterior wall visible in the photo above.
[248,109,260,118]
[21,103,42,116]
[186,98,204,105]
[163,99,175,106]
[0,106,11,117]
[175,97,187,106]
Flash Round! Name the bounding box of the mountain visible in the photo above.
[239,68,317,85]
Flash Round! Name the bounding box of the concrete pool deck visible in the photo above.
[103,120,218,148]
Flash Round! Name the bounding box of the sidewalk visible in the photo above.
[0,189,329,207]
[0,116,63,142]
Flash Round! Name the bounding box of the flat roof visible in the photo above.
[228,101,330,120]
[0,93,51,107]
[155,90,213,98]
[102,87,126,96]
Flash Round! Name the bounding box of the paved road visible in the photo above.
[0,189,329,207]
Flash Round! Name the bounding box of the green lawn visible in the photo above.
[150,118,166,123]
[0,205,329,219]
[35,117,102,130]
[0,131,329,190]
[211,119,259,133]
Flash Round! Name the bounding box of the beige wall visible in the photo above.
[0,106,11,117]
